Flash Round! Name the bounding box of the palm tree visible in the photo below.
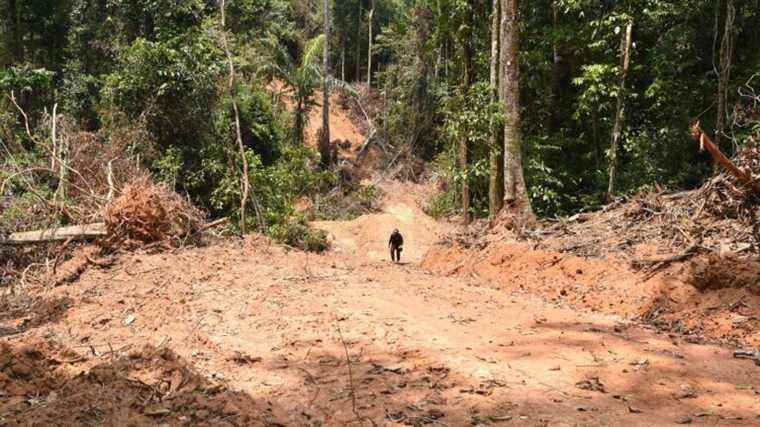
[260,34,326,145]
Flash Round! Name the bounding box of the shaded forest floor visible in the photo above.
[2,179,759,426]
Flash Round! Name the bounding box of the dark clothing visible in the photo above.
[390,245,402,262]
[389,231,403,248]
[389,231,404,262]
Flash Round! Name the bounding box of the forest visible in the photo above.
[1,1,760,424]
[2,0,759,237]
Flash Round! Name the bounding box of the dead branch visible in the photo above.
[199,217,229,232]
[335,316,376,427]
[9,91,36,144]
[106,158,115,201]
[354,95,379,160]
[219,0,265,234]
[631,244,700,270]
[733,348,760,366]
[690,121,760,194]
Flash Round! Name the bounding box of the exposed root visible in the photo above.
[103,176,204,250]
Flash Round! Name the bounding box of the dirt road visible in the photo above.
[2,181,759,425]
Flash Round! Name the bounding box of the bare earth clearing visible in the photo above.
[1,179,758,426]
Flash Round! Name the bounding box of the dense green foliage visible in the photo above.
[366,0,760,216]
[1,0,334,249]
[1,0,759,235]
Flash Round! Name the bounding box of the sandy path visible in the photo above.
[312,181,449,263]
[3,181,759,425]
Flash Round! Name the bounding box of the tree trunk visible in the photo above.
[367,1,374,88]
[355,3,362,82]
[488,0,503,219]
[459,1,473,225]
[500,0,533,216]
[341,38,346,82]
[715,0,735,147]
[320,0,332,169]
[412,5,432,140]
[295,98,305,144]
[592,107,600,168]
[549,1,561,131]
[606,19,633,201]
[220,0,265,233]
[8,0,23,62]
[2,223,106,245]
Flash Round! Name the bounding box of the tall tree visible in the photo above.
[459,0,474,224]
[7,0,23,62]
[341,36,346,81]
[548,0,561,131]
[606,19,633,201]
[488,0,503,218]
[500,0,532,215]
[319,0,332,168]
[356,2,362,82]
[367,0,374,88]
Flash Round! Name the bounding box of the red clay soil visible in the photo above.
[2,180,759,426]
[269,79,368,162]
[422,240,760,347]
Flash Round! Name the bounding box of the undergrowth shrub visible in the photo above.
[424,190,457,220]
[270,217,329,253]
[308,184,384,221]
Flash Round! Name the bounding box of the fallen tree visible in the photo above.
[690,121,760,195]
[1,223,106,245]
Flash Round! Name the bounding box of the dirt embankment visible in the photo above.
[424,152,760,347]
[422,233,760,347]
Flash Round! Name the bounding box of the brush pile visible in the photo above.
[534,141,760,259]
[103,175,204,249]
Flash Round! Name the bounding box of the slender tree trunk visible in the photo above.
[459,1,473,224]
[444,38,449,79]
[434,46,442,81]
[500,0,533,216]
[412,5,432,148]
[220,0,264,233]
[367,0,374,88]
[8,0,23,62]
[320,0,332,169]
[341,38,346,82]
[549,1,561,131]
[716,0,735,147]
[488,0,503,218]
[606,19,633,201]
[355,3,362,82]
[592,107,600,168]
[295,98,304,144]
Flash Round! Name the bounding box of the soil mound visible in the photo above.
[423,143,760,346]
[423,238,760,346]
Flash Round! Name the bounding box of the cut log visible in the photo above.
[1,223,107,245]
[690,121,760,195]
[1,218,228,246]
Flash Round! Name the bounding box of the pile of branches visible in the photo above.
[103,175,204,249]
[535,140,759,259]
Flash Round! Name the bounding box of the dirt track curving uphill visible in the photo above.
[2,179,759,425]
